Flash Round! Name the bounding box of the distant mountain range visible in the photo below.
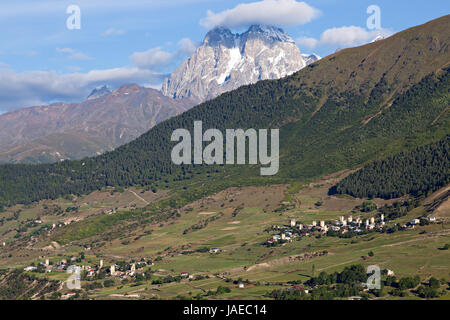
[0,84,191,163]
[0,15,448,207]
[162,24,319,103]
[0,24,319,164]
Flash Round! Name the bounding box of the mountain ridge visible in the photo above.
[0,84,192,163]
[162,24,315,102]
[0,15,448,206]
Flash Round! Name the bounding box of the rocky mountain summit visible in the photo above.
[0,84,191,163]
[87,85,112,100]
[162,25,319,103]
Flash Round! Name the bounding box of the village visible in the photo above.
[266,213,439,246]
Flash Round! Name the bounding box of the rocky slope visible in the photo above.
[0,15,448,207]
[87,85,112,100]
[0,84,192,163]
[162,25,317,102]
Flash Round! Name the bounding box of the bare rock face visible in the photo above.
[87,85,112,100]
[301,53,321,66]
[0,84,192,163]
[162,25,317,103]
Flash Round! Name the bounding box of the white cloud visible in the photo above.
[0,36,199,112]
[296,37,318,49]
[297,26,392,49]
[178,38,197,55]
[56,47,94,60]
[0,67,166,112]
[200,0,320,29]
[131,47,174,69]
[130,38,198,69]
[103,28,125,36]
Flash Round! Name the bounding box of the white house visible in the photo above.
[24,266,37,272]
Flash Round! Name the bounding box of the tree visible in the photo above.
[428,277,440,289]
[417,285,440,298]
[384,276,397,287]
[361,201,377,212]
[398,276,420,290]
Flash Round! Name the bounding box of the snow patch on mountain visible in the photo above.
[162,25,317,103]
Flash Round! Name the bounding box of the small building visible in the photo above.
[273,235,281,241]
[428,216,436,222]
[386,269,395,276]
[331,226,340,232]
[24,266,37,272]
[238,283,245,289]
[210,248,221,254]
[181,272,189,278]
[410,219,420,225]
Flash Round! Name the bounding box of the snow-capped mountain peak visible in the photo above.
[162,25,319,103]
[244,24,294,43]
[371,35,385,43]
[301,53,321,65]
[87,85,112,100]
[203,27,236,47]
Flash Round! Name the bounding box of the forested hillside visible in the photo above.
[331,135,450,199]
[0,15,449,206]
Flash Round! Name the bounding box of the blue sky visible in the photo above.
[0,0,448,112]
